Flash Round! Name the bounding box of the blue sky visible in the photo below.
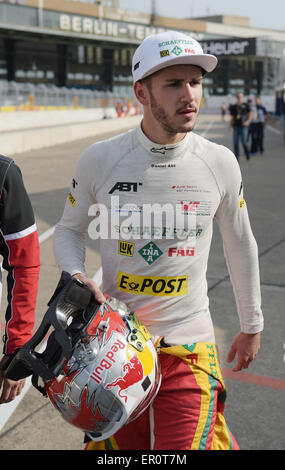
[119,0,285,31]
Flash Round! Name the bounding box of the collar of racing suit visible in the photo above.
[136,123,191,159]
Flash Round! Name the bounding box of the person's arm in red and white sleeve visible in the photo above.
[0,161,40,403]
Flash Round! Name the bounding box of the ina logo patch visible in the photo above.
[138,242,162,265]
[171,45,183,56]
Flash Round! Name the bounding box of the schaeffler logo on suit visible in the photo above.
[87,194,200,241]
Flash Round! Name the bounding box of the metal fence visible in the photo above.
[0,81,135,111]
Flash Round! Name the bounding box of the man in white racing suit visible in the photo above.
[53,31,263,450]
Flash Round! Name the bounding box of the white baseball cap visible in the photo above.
[132,30,217,83]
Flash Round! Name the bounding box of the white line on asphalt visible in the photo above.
[93,266,102,286]
[267,125,282,135]
[200,121,213,136]
[38,225,56,244]
[0,345,46,431]
[0,378,33,431]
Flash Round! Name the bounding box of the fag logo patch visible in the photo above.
[168,247,195,257]
[117,271,188,297]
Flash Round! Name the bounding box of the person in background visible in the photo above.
[250,97,269,155]
[229,92,253,160]
[246,97,255,148]
[221,102,227,121]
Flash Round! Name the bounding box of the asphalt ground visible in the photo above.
[0,112,284,452]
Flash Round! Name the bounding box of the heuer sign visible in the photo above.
[200,38,256,56]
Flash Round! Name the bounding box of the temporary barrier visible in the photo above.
[0,81,140,117]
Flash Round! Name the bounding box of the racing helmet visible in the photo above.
[5,272,161,442]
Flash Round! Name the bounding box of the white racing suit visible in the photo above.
[53,124,263,450]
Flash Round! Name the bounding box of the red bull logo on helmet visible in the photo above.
[106,353,144,403]
[90,338,126,384]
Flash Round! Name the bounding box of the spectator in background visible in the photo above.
[247,97,255,147]
[229,92,253,161]
[221,102,226,121]
[250,97,269,155]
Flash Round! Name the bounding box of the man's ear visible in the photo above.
[134,81,149,106]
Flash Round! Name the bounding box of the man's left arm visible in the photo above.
[215,149,263,371]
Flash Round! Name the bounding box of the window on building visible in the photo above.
[0,63,7,81]
[0,40,7,81]
[87,46,94,64]
[95,46,103,64]
[77,45,85,64]
[46,71,55,79]
[12,40,57,84]
[121,49,127,66]
[114,49,119,66]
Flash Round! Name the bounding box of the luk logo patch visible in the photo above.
[68,192,76,207]
[117,271,188,297]
[118,241,134,257]
[138,242,162,265]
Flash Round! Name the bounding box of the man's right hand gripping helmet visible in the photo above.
[5,273,161,442]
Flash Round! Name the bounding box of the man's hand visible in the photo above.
[226,332,261,372]
[72,273,106,304]
[0,356,25,404]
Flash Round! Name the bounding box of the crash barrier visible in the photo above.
[0,81,141,117]
[0,110,142,155]
[0,82,142,155]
